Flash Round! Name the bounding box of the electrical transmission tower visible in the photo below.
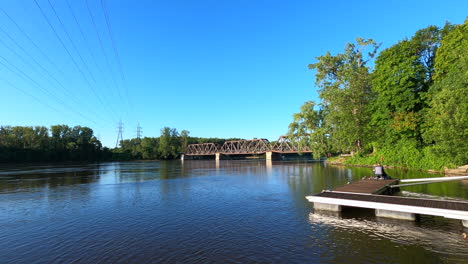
[136,122,142,139]
[116,120,124,148]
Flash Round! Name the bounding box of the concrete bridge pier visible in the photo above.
[463,220,468,228]
[266,151,280,161]
[215,153,222,160]
[180,154,185,161]
[266,159,272,175]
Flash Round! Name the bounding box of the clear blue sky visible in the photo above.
[0,0,466,147]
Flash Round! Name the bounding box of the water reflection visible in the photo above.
[309,212,468,263]
[0,163,102,193]
[1,160,468,263]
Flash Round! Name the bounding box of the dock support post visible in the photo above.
[462,220,468,228]
[375,209,416,221]
[314,202,341,212]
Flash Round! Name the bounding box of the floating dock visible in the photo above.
[332,178,398,194]
[306,178,468,227]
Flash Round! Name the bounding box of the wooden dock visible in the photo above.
[306,178,468,227]
[332,179,398,194]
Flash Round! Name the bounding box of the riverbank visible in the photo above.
[326,156,467,176]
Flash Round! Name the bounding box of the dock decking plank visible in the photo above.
[331,179,398,194]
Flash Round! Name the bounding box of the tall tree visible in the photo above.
[158,127,180,159]
[370,25,447,145]
[424,19,468,165]
[309,38,379,153]
[180,130,190,153]
[288,101,330,158]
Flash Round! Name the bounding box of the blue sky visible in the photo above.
[0,0,466,147]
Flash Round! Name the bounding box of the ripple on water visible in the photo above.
[1,160,468,264]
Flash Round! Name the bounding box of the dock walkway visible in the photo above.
[306,178,468,227]
[332,179,397,194]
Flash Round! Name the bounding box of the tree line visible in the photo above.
[0,124,239,163]
[0,125,110,162]
[288,19,467,170]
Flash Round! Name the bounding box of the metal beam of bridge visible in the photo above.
[183,135,312,156]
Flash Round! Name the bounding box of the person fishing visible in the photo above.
[373,163,387,179]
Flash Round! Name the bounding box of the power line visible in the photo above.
[0,77,62,114]
[46,0,121,120]
[100,0,132,111]
[65,0,125,109]
[47,0,98,85]
[85,0,126,118]
[0,25,107,122]
[0,7,65,78]
[0,54,66,106]
[1,76,105,131]
[0,6,111,124]
[33,0,119,122]
[0,57,99,126]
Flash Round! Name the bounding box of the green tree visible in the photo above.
[309,38,379,153]
[140,137,159,159]
[0,124,107,163]
[180,130,190,153]
[370,25,448,145]
[424,19,468,165]
[158,127,180,159]
[288,101,330,158]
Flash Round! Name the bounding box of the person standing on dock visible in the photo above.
[373,163,386,179]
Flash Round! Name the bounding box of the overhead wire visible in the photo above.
[0,54,67,106]
[85,0,128,118]
[0,7,66,78]
[33,0,119,122]
[46,0,98,85]
[0,56,99,126]
[65,0,125,112]
[1,77,63,115]
[100,0,132,111]
[0,6,112,124]
[46,0,121,121]
[1,76,105,130]
[0,25,109,123]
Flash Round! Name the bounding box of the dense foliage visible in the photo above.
[0,125,110,162]
[289,19,467,170]
[113,127,241,160]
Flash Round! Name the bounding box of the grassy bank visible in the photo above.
[327,141,459,172]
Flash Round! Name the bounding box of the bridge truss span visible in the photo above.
[185,143,220,155]
[183,135,313,157]
[271,135,312,153]
[220,139,270,155]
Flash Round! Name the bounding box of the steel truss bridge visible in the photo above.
[184,135,312,157]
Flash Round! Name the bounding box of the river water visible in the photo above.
[1,160,467,263]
